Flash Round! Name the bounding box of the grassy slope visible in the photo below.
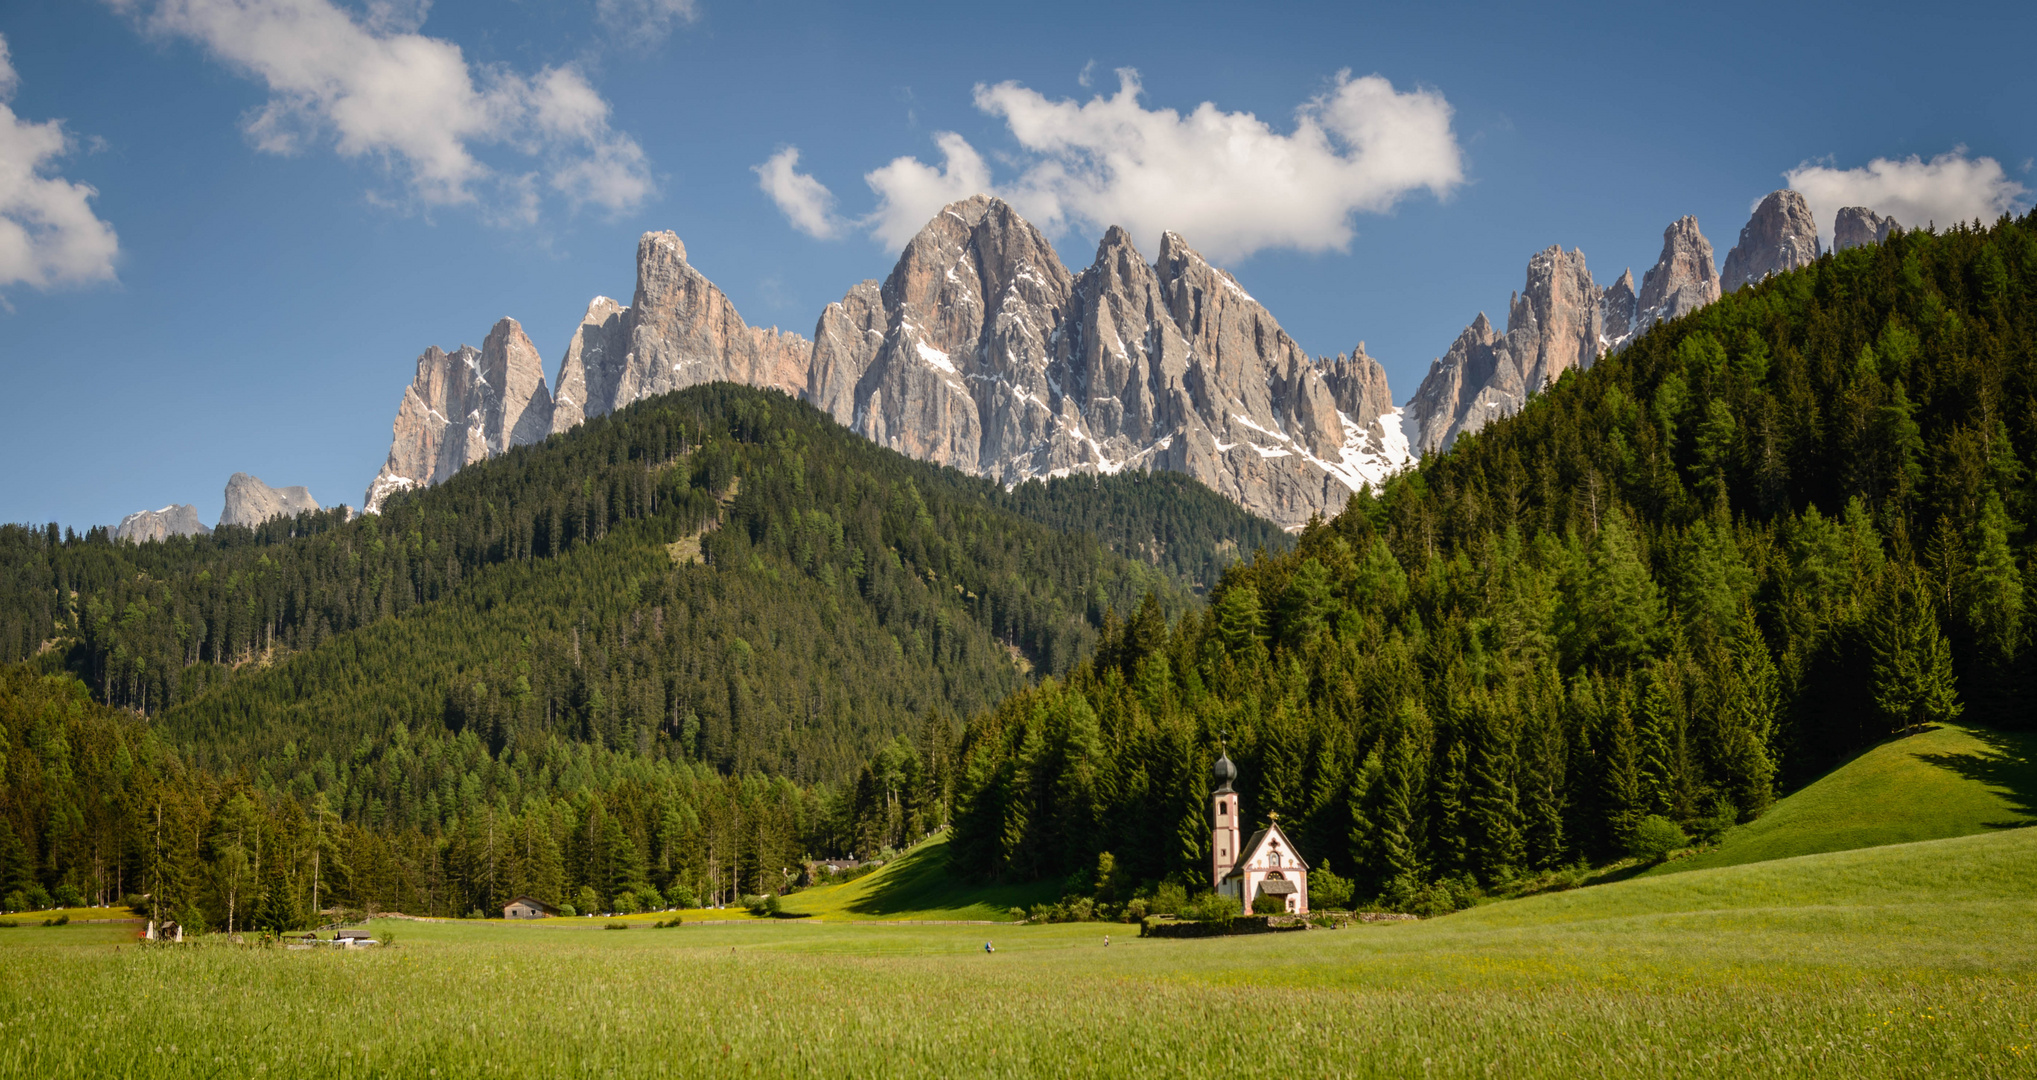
[1651,723,2037,877]
[779,832,1057,921]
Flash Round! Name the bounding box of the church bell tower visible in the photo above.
[1211,750,1241,889]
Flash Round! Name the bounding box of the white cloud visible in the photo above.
[1786,149,2028,245]
[861,133,993,250]
[596,0,699,46]
[754,147,841,239]
[797,69,1462,258]
[0,34,121,291]
[113,0,654,221]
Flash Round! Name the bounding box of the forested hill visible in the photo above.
[0,384,1303,807]
[949,213,2036,907]
[993,471,1292,592]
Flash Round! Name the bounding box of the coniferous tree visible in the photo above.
[1462,698,1524,883]
[1964,494,2025,667]
[1871,573,1963,734]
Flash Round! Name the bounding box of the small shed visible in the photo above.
[503,896,558,920]
[335,928,377,946]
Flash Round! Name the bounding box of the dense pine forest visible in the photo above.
[0,384,1285,922]
[947,213,2035,909]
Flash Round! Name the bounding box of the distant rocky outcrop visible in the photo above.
[1409,208,1739,454]
[360,180,1882,523]
[220,473,320,529]
[363,317,555,513]
[1598,269,1639,354]
[1834,206,1899,251]
[1404,245,1604,456]
[115,504,211,543]
[1721,190,1821,292]
[364,197,1412,529]
[1635,216,1721,333]
[549,232,812,438]
[1600,215,1722,353]
[812,199,1407,526]
[1318,342,1395,433]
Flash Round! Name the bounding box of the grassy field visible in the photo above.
[4,828,2035,1078]
[1654,723,2037,876]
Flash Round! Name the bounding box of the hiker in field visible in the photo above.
[984,941,994,954]
[1104,935,1110,947]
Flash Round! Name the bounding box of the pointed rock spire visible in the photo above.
[1834,206,1899,251]
[1722,190,1821,292]
[362,317,554,513]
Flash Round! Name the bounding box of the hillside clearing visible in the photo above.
[1653,723,2037,876]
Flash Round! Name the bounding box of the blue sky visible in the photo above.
[1,0,2031,529]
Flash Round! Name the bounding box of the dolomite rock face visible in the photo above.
[1599,269,1639,354]
[1318,342,1394,432]
[837,196,1068,473]
[219,473,320,528]
[363,317,555,513]
[1409,216,1724,456]
[550,296,627,435]
[1635,216,1720,330]
[806,279,886,425]
[115,504,211,543]
[1834,206,1899,251]
[1405,247,1602,457]
[545,233,813,430]
[616,231,812,405]
[365,201,1415,529]
[1722,190,1821,292]
[1405,313,1511,457]
[821,199,1410,527]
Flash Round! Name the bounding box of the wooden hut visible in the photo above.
[503,896,559,920]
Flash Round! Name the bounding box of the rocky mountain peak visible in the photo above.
[551,295,628,435]
[1834,206,1899,251]
[221,473,320,529]
[362,318,556,513]
[1317,342,1394,432]
[1637,216,1720,322]
[481,318,556,453]
[1600,269,1639,352]
[1514,246,1602,388]
[364,199,1416,529]
[625,229,813,405]
[1409,211,1729,456]
[114,504,211,543]
[1406,244,1607,458]
[368,228,813,513]
[1722,190,1821,292]
[847,195,1073,474]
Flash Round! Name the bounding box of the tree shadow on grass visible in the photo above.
[1913,726,2037,829]
[844,840,1056,917]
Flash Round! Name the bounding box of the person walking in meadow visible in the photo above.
[984,941,994,954]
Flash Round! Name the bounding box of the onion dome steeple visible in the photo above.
[1212,751,1237,793]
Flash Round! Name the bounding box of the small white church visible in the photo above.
[1210,751,1309,915]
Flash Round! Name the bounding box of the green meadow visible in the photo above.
[4,825,2035,1079]
[1652,724,2037,876]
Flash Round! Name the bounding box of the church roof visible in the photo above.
[1221,821,1309,880]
